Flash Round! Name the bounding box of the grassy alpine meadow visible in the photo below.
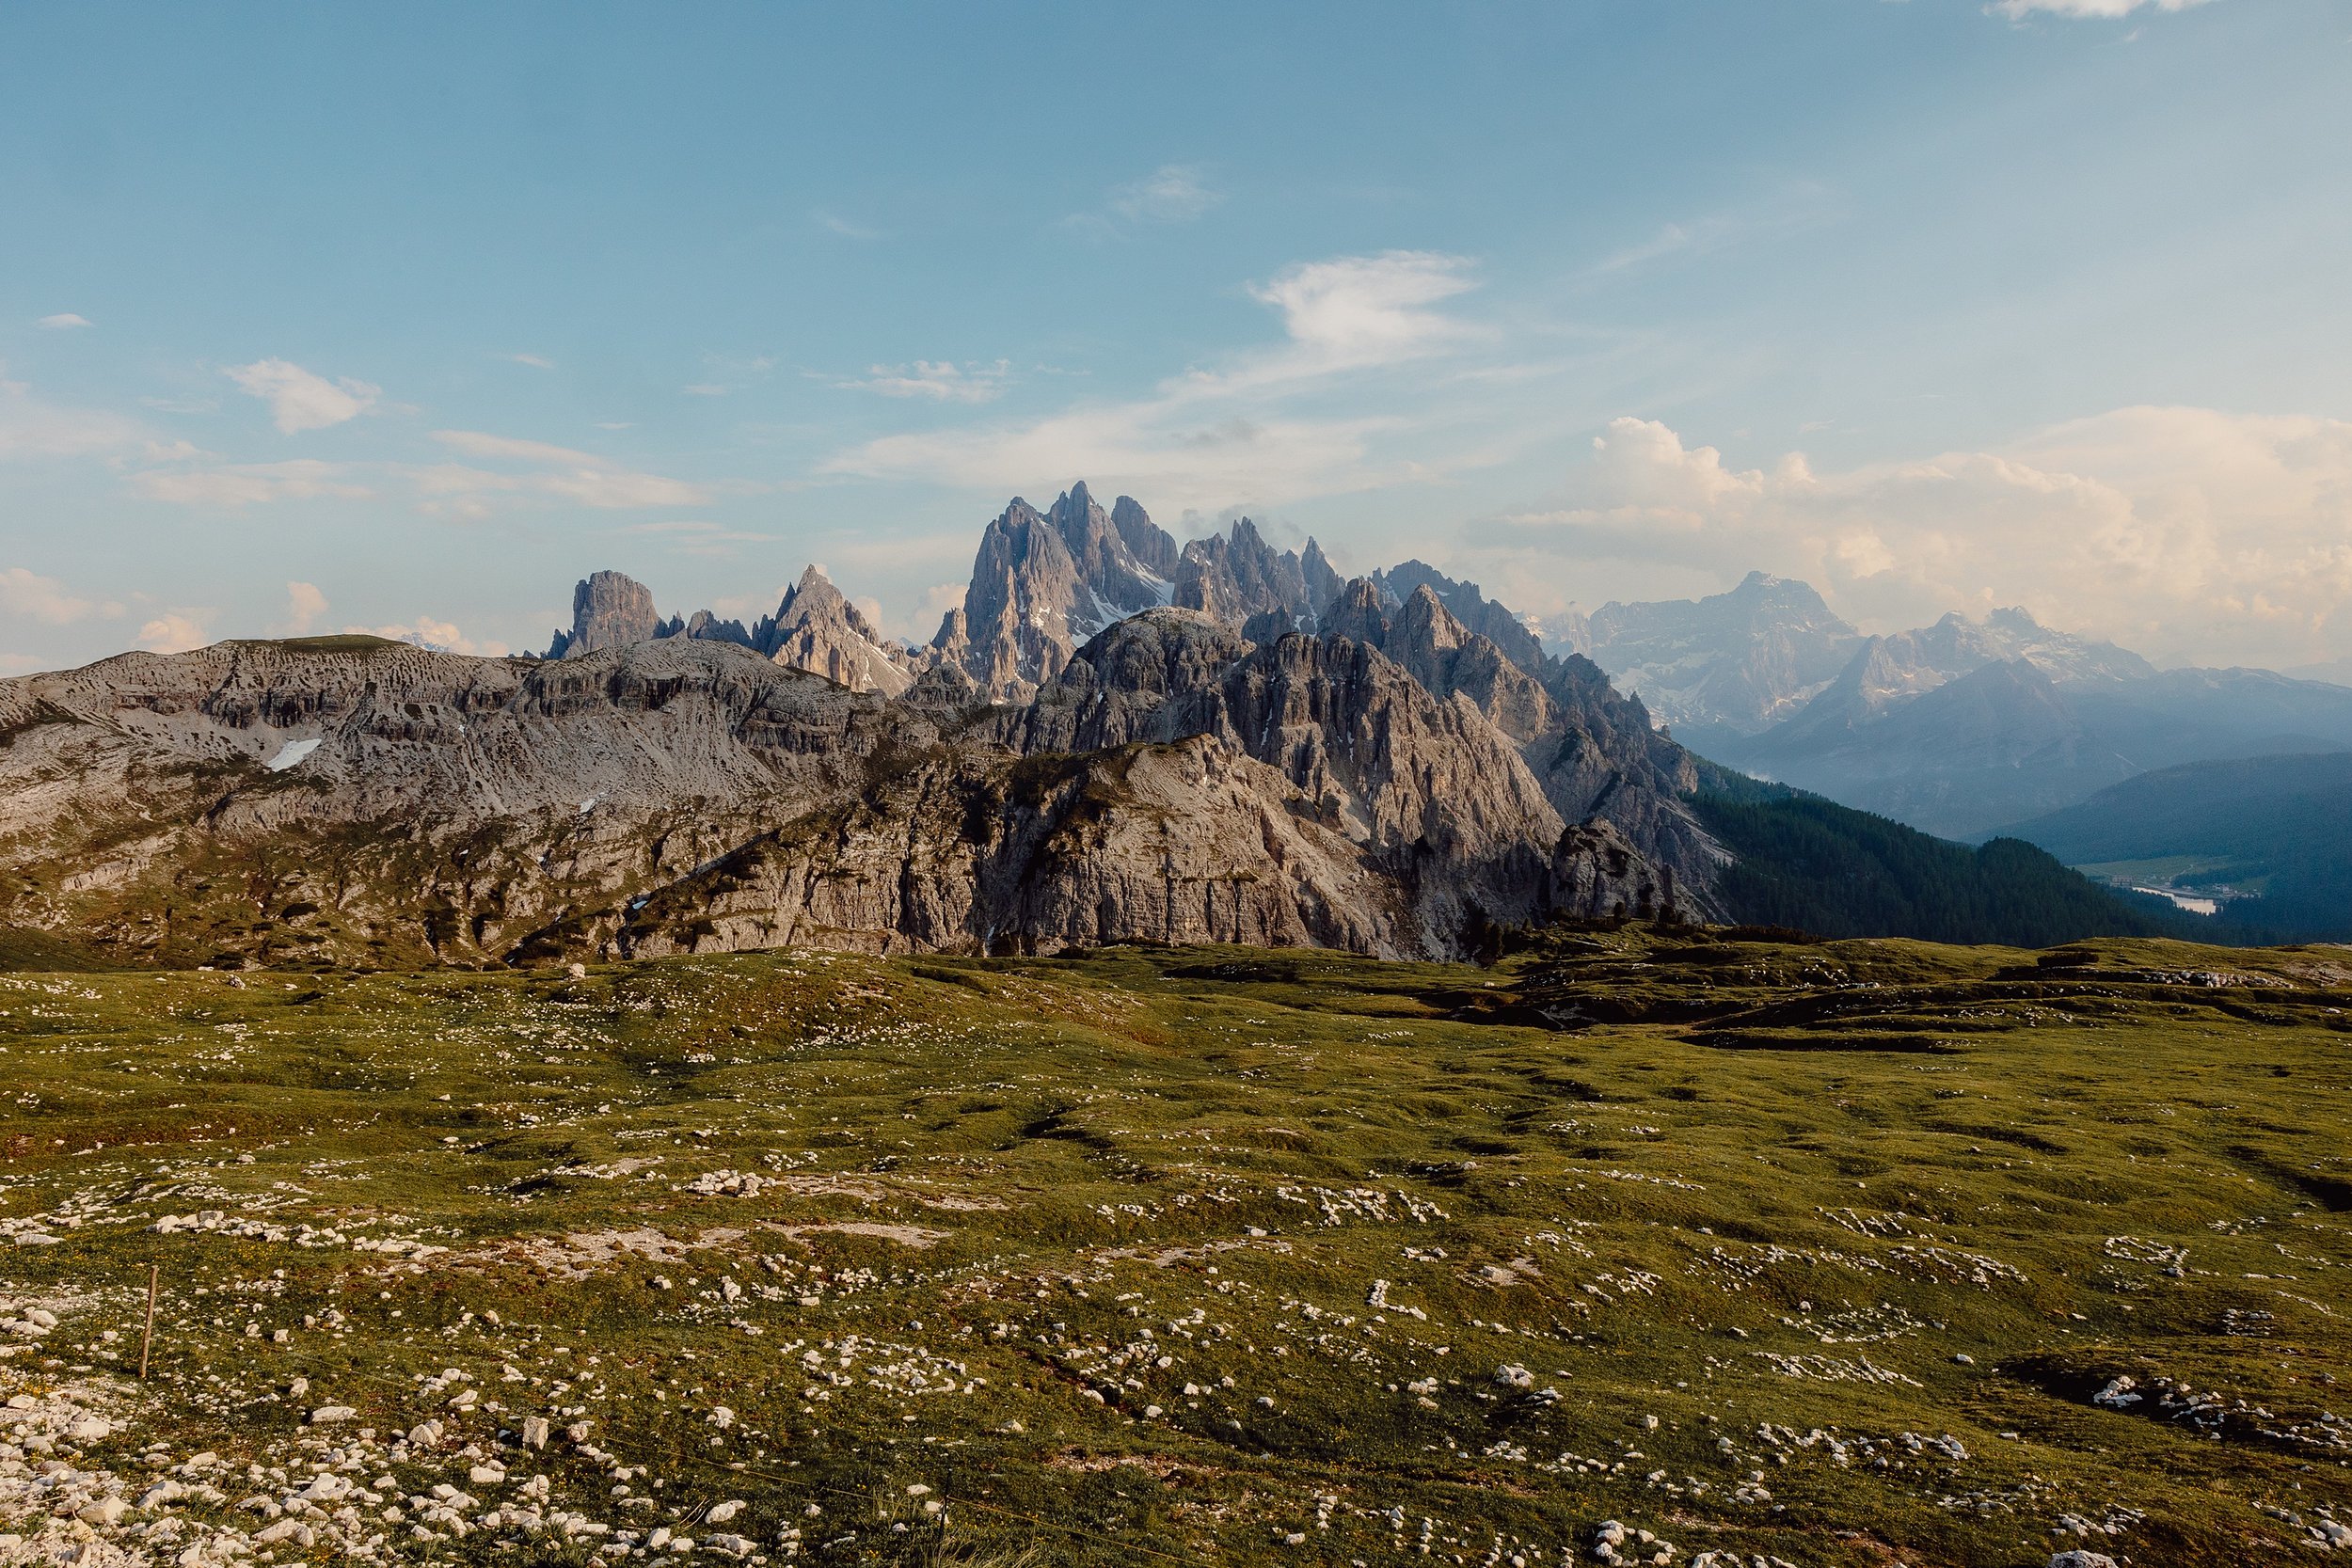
[1,927,2348,1567]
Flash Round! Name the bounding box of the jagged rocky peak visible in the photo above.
[945,495,1082,699]
[755,564,913,697]
[549,570,660,659]
[1370,561,1554,683]
[1172,517,1327,629]
[1049,482,1179,628]
[1318,577,1391,648]
[938,483,1183,701]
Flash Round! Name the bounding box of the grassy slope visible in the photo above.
[1690,793,2179,945]
[1,931,2348,1565]
[1998,751,2352,941]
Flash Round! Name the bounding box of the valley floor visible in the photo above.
[0,929,2348,1566]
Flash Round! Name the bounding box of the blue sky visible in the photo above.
[4,0,2348,672]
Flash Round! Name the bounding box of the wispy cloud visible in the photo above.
[504,352,555,370]
[134,459,373,509]
[1069,165,1224,236]
[0,373,144,459]
[824,251,1490,511]
[1990,0,2217,17]
[838,359,1011,404]
[621,519,773,558]
[1110,165,1222,224]
[415,428,709,515]
[813,210,882,241]
[37,313,92,331]
[225,358,379,433]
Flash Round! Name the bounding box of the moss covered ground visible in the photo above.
[1,927,2348,1565]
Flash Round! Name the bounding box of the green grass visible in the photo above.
[2,927,2348,1565]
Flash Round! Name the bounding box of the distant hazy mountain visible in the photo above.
[2000,750,2352,940]
[1567,580,2352,836]
[1565,572,1863,750]
[1728,658,2140,837]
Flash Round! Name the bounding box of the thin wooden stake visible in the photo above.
[139,1264,159,1380]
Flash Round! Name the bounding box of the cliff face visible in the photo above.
[0,610,1706,968]
[933,483,1182,699]
[548,570,660,658]
[3,478,1745,967]
[753,565,914,696]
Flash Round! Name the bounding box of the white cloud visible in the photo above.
[681,383,730,397]
[839,360,1010,404]
[1108,165,1222,225]
[137,612,210,655]
[225,358,380,433]
[37,313,91,330]
[504,353,555,370]
[134,459,373,509]
[621,519,773,558]
[1485,406,2352,670]
[414,429,709,515]
[1244,251,1481,375]
[823,251,1489,512]
[280,581,328,635]
[0,374,143,459]
[1990,0,2217,17]
[814,210,882,240]
[347,617,507,657]
[0,565,119,625]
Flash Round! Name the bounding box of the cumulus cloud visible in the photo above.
[347,617,508,657]
[134,460,373,509]
[0,565,118,625]
[225,358,380,433]
[280,581,328,635]
[1485,406,2352,669]
[37,313,91,330]
[137,612,211,655]
[1990,0,2216,15]
[839,360,1010,404]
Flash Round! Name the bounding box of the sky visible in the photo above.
[3,0,2349,674]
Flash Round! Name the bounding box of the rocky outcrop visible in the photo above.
[1372,561,1552,682]
[1171,518,1328,629]
[548,571,660,658]
[938,484,1180,700]
[752,565,913,696]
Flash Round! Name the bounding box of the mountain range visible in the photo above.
[0,483,2182,969]
[1565,576,2352,840]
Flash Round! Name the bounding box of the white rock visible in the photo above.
[77,1497,129,1525]
[520,1416,549,1449]
[707,1499,745,1522]
[68,1415,114,1442]
[2049,1553,2121,1568]
[310,1405,358,1424]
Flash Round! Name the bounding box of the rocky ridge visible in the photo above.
[2,482,1736,966]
